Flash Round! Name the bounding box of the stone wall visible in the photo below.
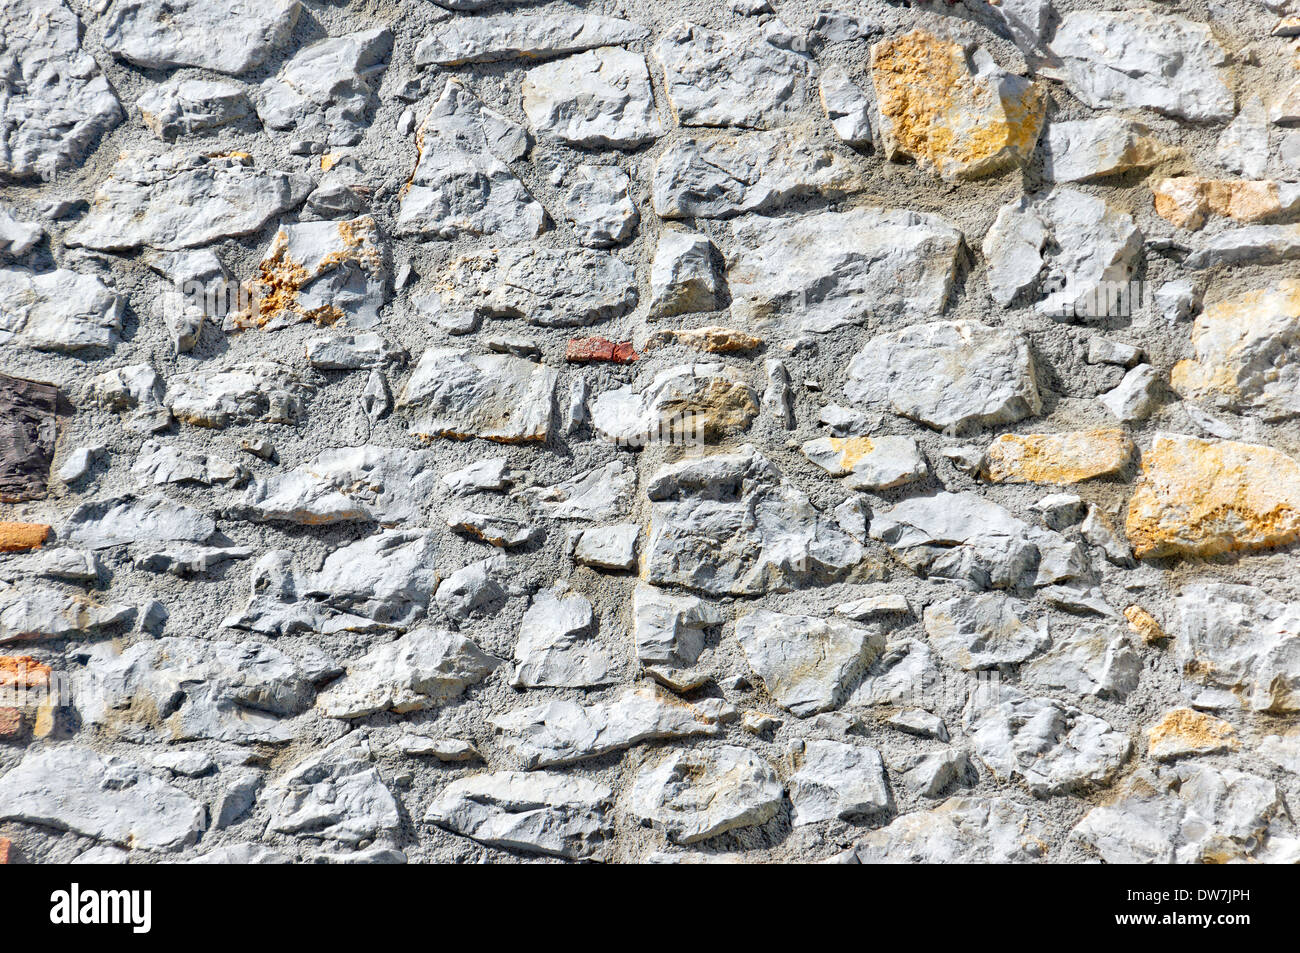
[1,0,1299,863]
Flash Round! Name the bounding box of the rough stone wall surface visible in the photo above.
[2,0,1300,865]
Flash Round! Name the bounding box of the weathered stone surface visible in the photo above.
[728,208,962,333]
[983,430,1135,484]
[415,14,648,66]
[801,435,928,491]
[871,29,1043,180]
[1042,117,1168,183]
[628,744,782,843]
[1099,364,1160,424]
[78,637,311,743]
[845,320,1040,432]
[62,494,214,550]
[132,441,244,486]
[1148,708,1238,760]
[0,0,122,180]
[1048,10,1233,122]
[103,0,299,73]
[399,349,557,443]
[230,216,386,332]
[562,165,638,247]
[648,229,718,318]
[736,609,884,715]
[1125,433,1300,558]
[819,64,872,146]
[632,583,723,678]
[0,374,57,502]
[491,684,721,768]
[788,740,891,825]
[590,364,758,446]
[1072,765,1280,863]
[396,79,542,241]
[0,207,43,257]
[653,130,862,219]
[137,77,252,141]
[0,522,50,553]
[528,460,637,521]
[923,592,1049,669]
[264,736,399,845]
[835,797,1047,863]
[421,245,636,330]
[426,771,613,859]
[1174,583,1300,712]
[240,446,440,525]
[318,627,498,719]
[256,29,392,146]
[966,689,1131,796]
[871,491,1086,590]
[1171,281,1300,420]
[642,447,864,595]
[0,584,133,643]
[523,48,661,148]
[0,746,204,850]
[1185,223,1300,270]
[572,524,639,571]
[656,20,815,129]
[1023,622,1141,700]
[1152,177,1300,231]
[0,268,123,353]
[164,361,305,429]
[512,589,615,689]
[66,152,310,252]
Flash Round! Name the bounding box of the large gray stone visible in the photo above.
[627,745,783,844]
[523,48,661,148]
[415,14,648,66]
[102,0,300,73]
[0,267,123,353]
[399,348,558,443]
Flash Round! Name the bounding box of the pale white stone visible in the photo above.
[627,745,783,844]
[523,47,661,147]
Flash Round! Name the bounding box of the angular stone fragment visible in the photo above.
[591,364,758,446]
[230,216,386,331]
[528,460,637,521]
[512,589,614,689]
[67,152,310,252]
[1048,11,1233,122]
[132,441,244,487]
[306,333,403,370]
[256,29,392,146]
[983,430,1135,484]
[789,740,890,825]
[627,745,782,844]
[1148,708,1238,761]
[307,530,440,624]
[648,229,718,318]
[137,78,252,141]
[0,268,123,353]
[562,165,638,247]
[62,494,214,550]
[427,771,613,859]
[103,0,299,73]
[423,245,636,330]
[572,524,639,571]
[735,609,884,716]
[1125,433,1300,558]
[643,446,864,595]
[656,20,815,129]
[870,491,1086,590]
[801,435,928,490]
[0,584,134,643]
[1042,117,1168,183]
[1151,177,1300,231]
[264,736,399,846]
[0,374,57,502]
[165,362,306,428]
[318,628,498,719]
[396,80,541,241]
[0,207,42,257]
[523,48,661,148]
[0,0,122,180]
[819,64,872,146]
[1099,364,1160,423]
[728,208,962,333]
[0,746,203,850]
[78,637,311,743]
[871,29,1043,180]
[1072,765,1280,863]
[923,592,1049,669]
[646,326,761,354]
[632,583,723,676]
[415,14,648,66]
[1174,583,1300,712]
[845,320,1040,432]
[1022,622,1140,700]
[239,446,440,525]
[1185,223,1300,270]
[133,544,253,576]
[653,130,862,219]
[490,684,721,768]
[835,797,1046,863]
[399,349,557,443]
[1171,281,1300,420]
[966,689,1131,796]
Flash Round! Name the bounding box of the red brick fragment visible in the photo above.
[565,337,638,364]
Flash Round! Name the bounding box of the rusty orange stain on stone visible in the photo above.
[984,430,1135,484]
